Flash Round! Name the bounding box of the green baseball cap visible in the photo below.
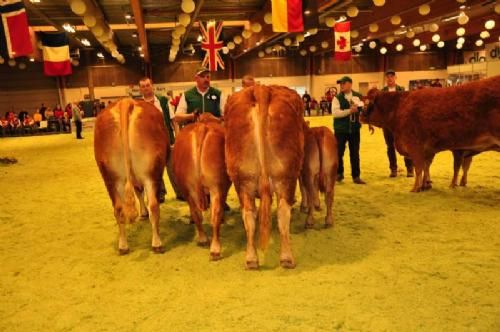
[336,76,352,84]
[195,67,210,76]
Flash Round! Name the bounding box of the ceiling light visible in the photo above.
[81,38,91,47]
[437,41,445,48]
[132,33,138,38]
[30,0,41,3]
[475,39,484,47]
[304,9,311,15]
[380,47,387,54]
[62,23,76,33]
[140,53,144,57]
[125,13,132,20]
[457,37,465,44]
[396,43,403,51]
[197,35,202,42]
[456,43,463,49]
[442,15,460,22]
[369,41,377,49]
[29,58,35,62]
[97,52,104,58]
[419,45,427,51]
[485,20,495,30]
[413,39,421,47]
[138,46,142,51]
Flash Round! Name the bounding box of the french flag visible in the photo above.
[0,0,33,58]
[41,32,72,76]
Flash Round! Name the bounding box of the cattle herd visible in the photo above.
[94,76,499,269]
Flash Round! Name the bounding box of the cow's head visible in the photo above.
[360,88,401,130]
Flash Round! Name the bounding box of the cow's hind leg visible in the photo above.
[299,175,309,213]
[411,157,425,193]
[134,186,148,219]
[422,155,435,191]
[209,190,223,260]
[277,196,295,269]
[144,180,163,253]
[450,151,463,188]
[188,197,209,247]
[114,202,129,255]
[460,156,473,187]
[241,191,258,269]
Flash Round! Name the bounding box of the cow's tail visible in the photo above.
[252,86,272,250]
[316,130,326,193]
[194,124,209,211]
[119,99,138,223]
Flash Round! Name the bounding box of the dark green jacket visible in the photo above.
[333,91,363,134]
[184,86,222,117]
[157,95,175,144]
[382,85,405,92]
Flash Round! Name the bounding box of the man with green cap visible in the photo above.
[382,69,413,178]
[174,67,225,124]
[332,76,366,184]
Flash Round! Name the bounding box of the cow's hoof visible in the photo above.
[118,248,130,255]
[245,261,259,270]
[449,183,457,189]
[197,240,210,248]
[152,246,165,254]
[210,252,222,261]
[305,223,315,229]
[459,181,467,187]
[324,222,333,229]
[140,214,149,220]
[300,206,309,213]
[280,259,296,269]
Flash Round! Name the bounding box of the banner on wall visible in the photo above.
[0,0,33,58]
[334,22,351,61]
[200,21,224,72]
[41,32,72,76]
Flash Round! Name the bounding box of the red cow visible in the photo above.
[172,113,231,260]
[94,99,169,254]
[225,85,304,269]
[363,76,500,192]
[300,125,338,228]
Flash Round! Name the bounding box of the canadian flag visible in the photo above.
[334,22,351,61]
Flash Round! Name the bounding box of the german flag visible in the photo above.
[271,0,304,32]
[41,32,72,76]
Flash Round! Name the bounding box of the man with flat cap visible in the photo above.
[332,76,366,184]
[382,70,413,178]
[174,67,225,124]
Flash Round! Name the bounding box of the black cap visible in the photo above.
[385,69,396,76]
[336,76,352,84]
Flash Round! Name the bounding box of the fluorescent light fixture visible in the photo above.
[97,52,104,58]
[81,38,91,47]
[62,23,75,33]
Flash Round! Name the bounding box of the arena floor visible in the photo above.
[1,116,499,331]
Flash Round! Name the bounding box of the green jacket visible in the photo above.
[382,85,405,92]
[333,91,363,134]
[184,86,222,117]
[156,95,175,144]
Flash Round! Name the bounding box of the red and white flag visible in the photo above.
[0,0,33,58]
[200,21,224,72]
[334,22,351,61]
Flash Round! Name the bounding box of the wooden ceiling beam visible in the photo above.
[130,0,150,62]
[179,0,206,58]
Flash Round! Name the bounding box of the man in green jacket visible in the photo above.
[381,70,413,178]
[332,76,366,184]
[139,77,182,202]
[174,67,225,124]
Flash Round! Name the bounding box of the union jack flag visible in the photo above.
[200,21,224,72]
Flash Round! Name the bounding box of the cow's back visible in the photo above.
[225,85,304,201]
[94,99,168,188]
[396,76,500,151]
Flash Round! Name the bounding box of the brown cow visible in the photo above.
[94,98,169,254]
[300,125,338,229]
[363,76,500,192]
[225,85,304,269]
[172,113,231,260]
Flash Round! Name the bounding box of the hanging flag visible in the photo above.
[200,21,224,72]
[334,22,351,61]
[271,0,303,32]
[0,0,33,58]
[41,32,72,76]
